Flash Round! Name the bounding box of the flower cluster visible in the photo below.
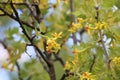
[69,18,85,33]
[46,32,62,53]
[64,54,79,72]
[68,17,108,35]
[95,22,107,30]
[80,72,96,80]
[85,22,107,35]
[64,61,71,70]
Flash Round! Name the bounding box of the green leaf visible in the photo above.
[115,0,120,9]
[101,0,115,8]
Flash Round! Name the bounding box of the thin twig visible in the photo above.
[25,44,32,58]
[60,70,74,80]
[95,5,110,69]
[25,0,42,23]
[35,49,49,73]
[70,0,77,44]
[89,55,96,72]
[0,6,40,30]
[53,54,65,67]
[15,62,23,80]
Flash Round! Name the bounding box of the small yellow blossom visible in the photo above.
[64,61,71,70]
[52,32,62,40]
[71,60,78,66]
[85,24,95,35]
[77,18,85,23]
[69,22,78,33]
[69,18,85,33]
[89,18,94,23]
[77,18,85,28]
[72,49,82,54]
[46,32,62,53]
[95,22,107,30]
[81,72,91,78]
[80,72,95,80]
[46,38,60,53]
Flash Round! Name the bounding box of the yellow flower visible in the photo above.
[46,38,60,53]
[72,49,82,54]
[85,24,94,35]
[45,32,62,53]
[80,72,95,80]
[69,18,85,33]
[81,72,91,78]
[77,18,85,23]
[69,22,78,33]
[64,61,71,70]
[52,32,62,40]
[95,22,107,30]
[77,18,85,28]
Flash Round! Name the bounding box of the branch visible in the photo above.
[99,30,110,69]
[25,44,32,58]
[35,49,49,73]
[53,39,66,67]
[89,55,96,72]
[15,62,23,80]
[53,54,65,67]
[70,0,77,44]
[95,5,110,69]
[25,0,43,23]
[9,1,50,67]
[60,70,74,80]
[0,6,40,31]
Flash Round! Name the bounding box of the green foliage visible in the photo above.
[20,59,50,80]
[0,0,120,80]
